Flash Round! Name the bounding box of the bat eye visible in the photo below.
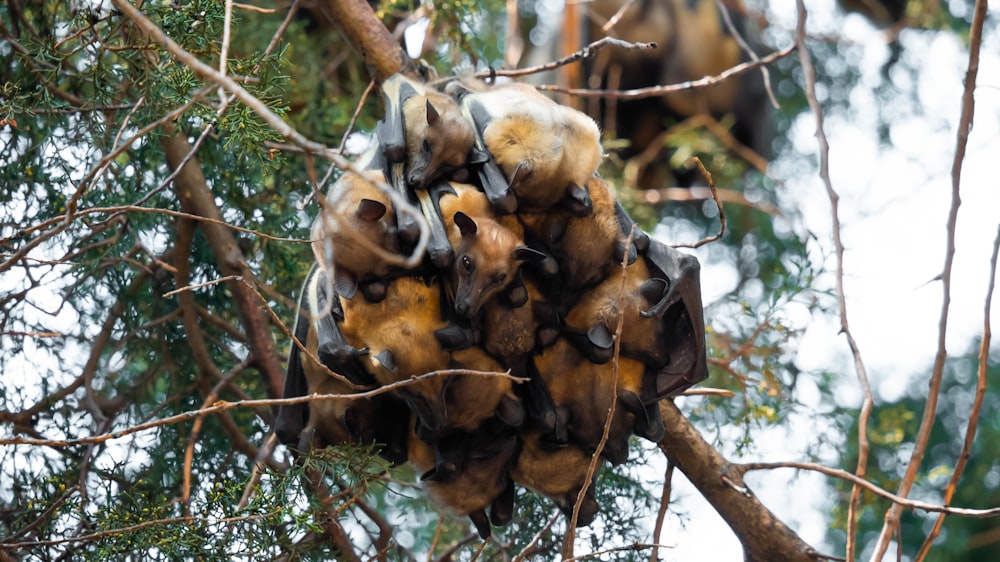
[492,273,506,286]
[461,255,473,272]
[421,139,431,154]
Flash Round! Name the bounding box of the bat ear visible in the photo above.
[515,246,559,277]
[453,211,478,237]
[565,182,593,216]
[467,147,490,165]
[425,98,440,125]
[639,278,668,306]
[357,198,387,221]
[513,245,546,263]
[373,349,396,373]
[508,162,531,189]
[333,269,359,299]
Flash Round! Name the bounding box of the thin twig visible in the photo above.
[536,45,795,99]
[563,543,674,561]
[870,0,986,558]
[564,225,637,557]
[714,0,779,110]
[474,37,657,80]
[601,0,640,33]
[794,3,875,560]
[739,462,1000,518]
[673,157,726,249]
[649,460,674,562]
[510,511,559,562]
[1,510,281,548]
[162,276,243,298]
[0,369,526,448]
[914,224,999,561]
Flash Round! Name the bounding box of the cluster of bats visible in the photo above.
[273,73,708,538]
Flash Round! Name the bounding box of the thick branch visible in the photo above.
[159,125,285,402]
[658,400,825,562]
[316,0,407,83]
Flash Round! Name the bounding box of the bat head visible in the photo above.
[449,211,536,319]
[406,93,476,190]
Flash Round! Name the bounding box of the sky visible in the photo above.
[656,1,1000,560]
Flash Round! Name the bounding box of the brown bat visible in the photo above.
[273,264,407,465]
[639,238,709,400]
[339,276,454,433]
[510,429,601,528]
[446,79,602,215]
[561,258,671,367]
[435,182,552,319]
[533,338,650,465]
[408,419,520,539]
[311,147,399,302]
[520,176,647,295]
[376,73,483,265]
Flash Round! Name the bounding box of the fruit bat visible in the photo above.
[339,276,454,433]
[311,147,399,302]
[434,182,552,319]
[273,264,407,464]
[510,429,601,528]
[561,258,671,367]
[640,238,709,399]
[585,0,773,185]
[375,72,480,259]
[446,79,601,215]
[532,338,647,465]
[420,345,525,481]
[408,419,520,539]
[520,176,647,295]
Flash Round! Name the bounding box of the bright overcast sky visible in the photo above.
[658,1,1000,559]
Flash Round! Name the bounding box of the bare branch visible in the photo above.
[794,3,875,559]
[475,37,657,80]
[914,224,1000,560]
[535,45,795,99]
[0,369,526,448]
[672,157,726,249]
[658,400,825,561]
[739,462,1000,519]
[564,226,637,558]
[649,460,674,562]
[870,0,988,558]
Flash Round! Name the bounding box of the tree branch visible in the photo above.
[870,0,987,557]
[914,225,1000,560]
[658,400,826,562]
[794,2,874,559]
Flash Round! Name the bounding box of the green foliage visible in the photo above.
[830,355,1000,561]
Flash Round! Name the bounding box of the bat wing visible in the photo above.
[464,99,517,214]
[642,239,709,400]
[375,73,419,164]
[416,183,454,269]
[273,265,322,446]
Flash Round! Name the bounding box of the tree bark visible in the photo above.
[659,400,825,561]
[160,124,285,404]
[317,0,408,83]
